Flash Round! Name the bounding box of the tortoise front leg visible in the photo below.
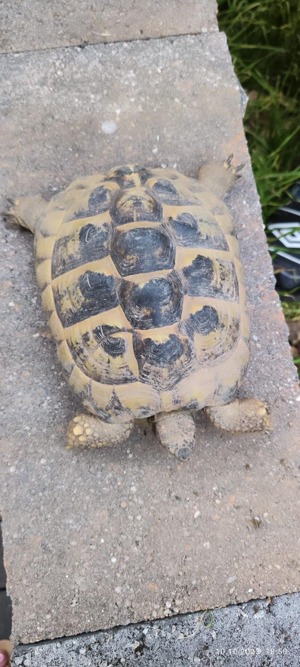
[67,414,134,449]
[206,398,269,432]
[198,155,243,199]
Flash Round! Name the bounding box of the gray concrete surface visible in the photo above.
[1,0,300,652]
[11,593,300,666]
[1,31,299,645]
[0,0,217,53]
[0,33,244,198]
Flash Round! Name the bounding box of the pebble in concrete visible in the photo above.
[0,33,299,644]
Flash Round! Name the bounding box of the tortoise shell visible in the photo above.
[35,164,249,422]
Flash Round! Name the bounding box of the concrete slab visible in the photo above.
[0,34,299,644]
[10,592,300,667]
[0,1,217,53]
[1,33,246,198]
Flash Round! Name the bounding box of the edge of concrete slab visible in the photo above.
[0,0,218,54]
[10,592,300,667]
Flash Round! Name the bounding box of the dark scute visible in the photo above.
[151,179,197,205]
[52,223,111,277]
[79,222,111,259]
[93,324,122,340]
[113,165,139,176]
[87,186,112,213]
[79,271,117,304]
[120,272,183,329]
[92,323,127,357]
[101,336,126,358]
[182,255,214,296]
[111,226,175,276]
[136,334,185,368]
[107,165,153,186]
[112,165,140,178]
[169,212,228,250]
[139,168,154,184]
[55,271,119,327]
[105,389,127,417]
[69,186,112,219]
[68,327,136,384]
[152,179,179,202]
[185,306,219,337]
[107,165,140,188]
[172,212,198,229]
[134,331,193,390]
[52,236,74,277]
[112,191,162,225]
[67,338,85,364]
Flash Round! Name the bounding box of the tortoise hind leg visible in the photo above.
[206,398,269,432]
[155,410,195,460]
[3,195,47,233]
[67,413,134,449]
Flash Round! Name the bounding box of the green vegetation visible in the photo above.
[217,0,300,220]
[217,0,300,333]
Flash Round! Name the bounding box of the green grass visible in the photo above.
[217,0,300,328]
[281,299,300,321]
[217,0,300,220]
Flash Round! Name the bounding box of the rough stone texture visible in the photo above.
[0,34,299,644]
[1,33,246,198]
[0,0,217,53]
[11,593,300,666]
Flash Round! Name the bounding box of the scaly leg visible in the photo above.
[198,155,244,199]
[206,398,269,432]
[67,413,134,449]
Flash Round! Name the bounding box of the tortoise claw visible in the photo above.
[226,154,234,167]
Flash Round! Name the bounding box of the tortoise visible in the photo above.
[6,158,269,460]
